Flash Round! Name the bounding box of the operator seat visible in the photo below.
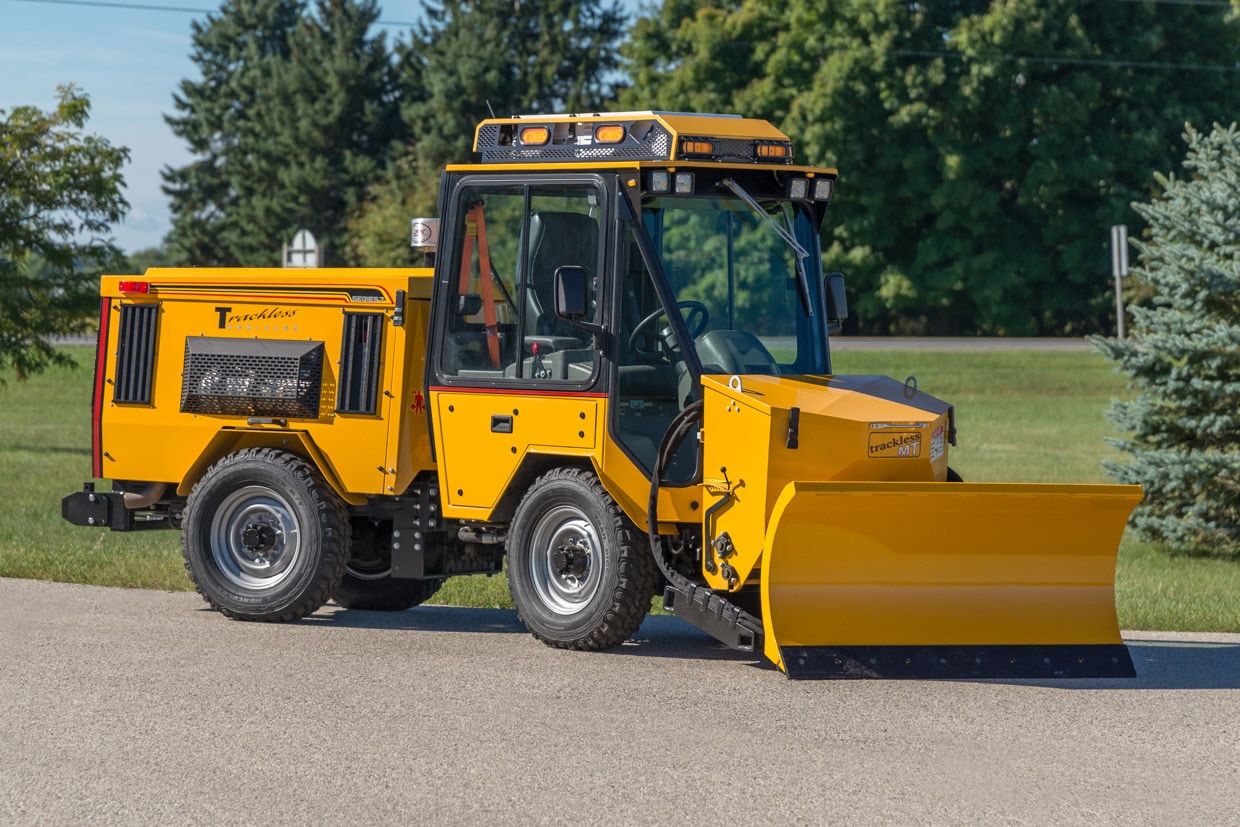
[525,211,598,340]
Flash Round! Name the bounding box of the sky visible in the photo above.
[1,0,646,255]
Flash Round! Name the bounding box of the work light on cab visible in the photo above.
[755,142,789,160]
[594,124,625,144]
[680,138,714,157]
[519,126,550,146]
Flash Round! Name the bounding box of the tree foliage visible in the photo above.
[0,86,128,382]
[1093,123,1240,556]
[346,0,627,265]
[164,0,399,266]
[623,0,1240,335]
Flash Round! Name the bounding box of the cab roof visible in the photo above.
[470,110,801,167]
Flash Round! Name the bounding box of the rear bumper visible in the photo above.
[61,483,175,532]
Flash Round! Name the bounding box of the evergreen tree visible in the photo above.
[164,0,398,266]
[623,0,1240,335]
[347,0,626,265]
[1092,123,1240,556]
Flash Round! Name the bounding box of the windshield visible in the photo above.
[641,194,823,375]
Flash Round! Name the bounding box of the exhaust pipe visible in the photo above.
[122,482,167,510]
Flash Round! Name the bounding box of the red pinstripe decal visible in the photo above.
[91,299,111,479]
[428,386,607,398]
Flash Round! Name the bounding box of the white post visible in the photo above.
[1111,224,1129,339]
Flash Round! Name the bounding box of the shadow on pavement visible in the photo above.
[296,607,1239,687]
[1011,638,1240,691]
[299,605,772,669]
[301,604,526,635]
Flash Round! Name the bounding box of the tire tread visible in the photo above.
[182,447,350,622]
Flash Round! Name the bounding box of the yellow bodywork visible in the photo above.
[428,388,701,528]
[759,481,1141,673]
[699,374,950,591]
[696,374,1142,676]
[96,269,435,503]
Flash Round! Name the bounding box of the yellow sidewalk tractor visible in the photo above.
[63,112,1143,678]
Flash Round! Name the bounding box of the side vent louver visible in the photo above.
[337,313,384,415]
[180,337,324,419]
[113,304,158,404]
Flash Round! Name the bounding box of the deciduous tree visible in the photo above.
[623,0,1240,335]
[0,87,128,382]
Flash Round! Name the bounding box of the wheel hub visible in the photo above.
[552,540,590,578]
[241,522,277,554]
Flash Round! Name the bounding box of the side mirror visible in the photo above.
[554,266,589,320]
[824,272,848,334]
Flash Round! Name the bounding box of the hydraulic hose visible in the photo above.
[646,399,764,651]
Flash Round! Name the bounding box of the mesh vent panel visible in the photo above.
[180,337,324,419]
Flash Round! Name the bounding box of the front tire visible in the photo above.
[507,467,658,650]
[332,519,443,610]
[182,447,349,622]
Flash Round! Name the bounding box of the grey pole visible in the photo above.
[1111,224,1129,339]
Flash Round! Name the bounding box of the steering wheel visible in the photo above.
[628,300,710,359]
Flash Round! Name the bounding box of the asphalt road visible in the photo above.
[3,577,1237,825]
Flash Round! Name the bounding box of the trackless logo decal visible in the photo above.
[868,431,921,458]
[216,306,298,329]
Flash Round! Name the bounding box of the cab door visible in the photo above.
[427,174,610,520]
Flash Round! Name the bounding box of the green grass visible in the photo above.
[830,349,1126,484]
[0,350,189,590]
[2,346,1237,631]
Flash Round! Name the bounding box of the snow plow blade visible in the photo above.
[759,481,1143,680]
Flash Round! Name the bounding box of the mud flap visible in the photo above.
[759,481,1143,679]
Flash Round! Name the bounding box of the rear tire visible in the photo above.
[333,520,443,610]
[947,467,964,482]
[182,447,349,622]
[507,467,658,650]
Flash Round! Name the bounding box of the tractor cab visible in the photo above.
[425,112,843,482]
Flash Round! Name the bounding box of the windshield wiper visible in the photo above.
[721,178,814,317]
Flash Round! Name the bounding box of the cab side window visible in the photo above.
[441,186,523,377]
[441,183,600,382]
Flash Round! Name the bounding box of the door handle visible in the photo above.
[491,414,513,434]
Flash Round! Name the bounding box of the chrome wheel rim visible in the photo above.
[209,486,301,589]
[528,505,602,615]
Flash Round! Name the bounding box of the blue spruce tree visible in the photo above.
[1093,123,1240,556]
